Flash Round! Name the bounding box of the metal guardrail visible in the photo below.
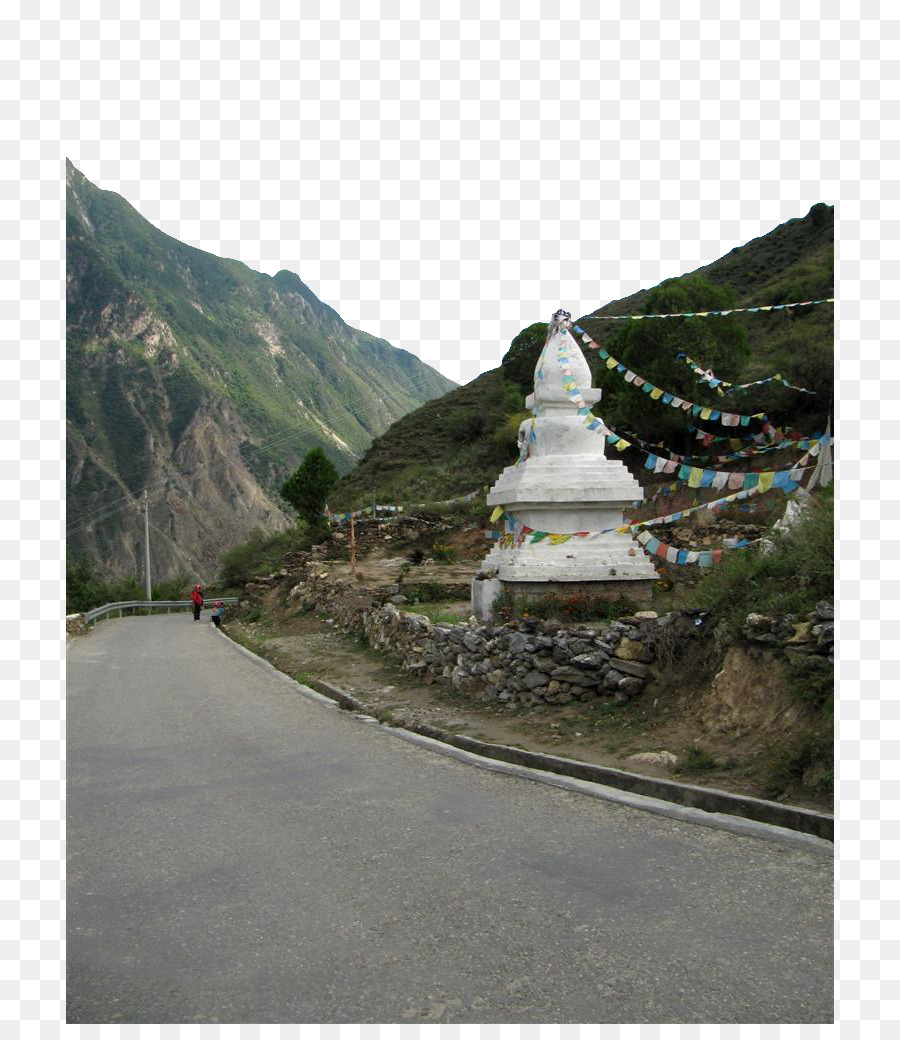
[84,598,239,625]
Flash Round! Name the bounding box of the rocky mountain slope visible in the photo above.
[66,161,454,581]
[332,204,833,507]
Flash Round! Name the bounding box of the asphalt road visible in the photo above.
[67,615,832,1024]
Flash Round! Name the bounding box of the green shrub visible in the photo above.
[152,573,193,601]
[675,745,720,774]
[695,485,833,636]
[66,552,148,612]
[764,728,833,798]
[403,581,459,604]
[431,541,459,564]
[219,524,314,586]
[785,655,834,716]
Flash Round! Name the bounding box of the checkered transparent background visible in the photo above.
[2,0,894,1032]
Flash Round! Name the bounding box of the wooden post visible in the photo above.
[349,510,357,577]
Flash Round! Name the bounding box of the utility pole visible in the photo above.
[141,488,152,601]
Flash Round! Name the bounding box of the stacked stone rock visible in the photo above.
[267,560,663,706]
[241,550,834,710]
[362,608,659,704]
[743,601,834,660]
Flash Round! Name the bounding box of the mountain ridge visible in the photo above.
[331,204,833,508]
[66,161,455,581]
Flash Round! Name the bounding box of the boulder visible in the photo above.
[617,676,645,696]
[787,621,813,644]
[614,638,655,664]
[813,621,834,648]
[571,652,610,670]
[550,666,598,685]
[522,671,549,690]
[506,632,529,654]
[628,750,678,768]
[608,658,649,679]
[462,630,484,652]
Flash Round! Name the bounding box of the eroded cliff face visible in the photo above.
[65,161,455,580]
[699,644,813,738]
[68,398,293,584]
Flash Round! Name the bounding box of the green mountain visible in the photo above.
[66,161,455,581]
[332,204,833,508]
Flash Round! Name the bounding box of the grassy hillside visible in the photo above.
[330,205,833,508]
[331,368,525,507]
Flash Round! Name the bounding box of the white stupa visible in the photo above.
[472,310,657,618]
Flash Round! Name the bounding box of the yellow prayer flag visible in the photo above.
[490,505,503,523]
[606,357,617,369]
[688,467,704,488]
[615,439,630,451]
[757,472,774,493]
[699,407,712,420]
[650,387,664,400]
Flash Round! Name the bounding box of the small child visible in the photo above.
[211,601,225,628]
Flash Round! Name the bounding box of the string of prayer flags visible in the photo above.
[491,504,762,559]
[676,352,817,396]
[570,327,769,427]
[636,440,826,494]
[633,529,753,566]
[576,298,833,322]
[610,422,823,467]
[556,332,608,435]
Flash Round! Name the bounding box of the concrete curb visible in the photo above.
[217,627,834,855]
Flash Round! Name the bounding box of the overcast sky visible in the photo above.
[66,8,840,384]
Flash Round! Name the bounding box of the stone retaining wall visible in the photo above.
[262,562,687,705]
[243,555,833,710]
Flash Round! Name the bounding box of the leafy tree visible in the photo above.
[66,552,102,613]
[587,276,749,450]
[279,447,339,526]
[65,552,146,613]
[501,322,549,394]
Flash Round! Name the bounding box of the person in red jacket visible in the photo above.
[191,584,204,621]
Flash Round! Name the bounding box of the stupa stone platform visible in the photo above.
[472,310,657,618]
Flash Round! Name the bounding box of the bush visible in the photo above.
[152,573,193,601]
[66,552,147,613]
[694,485,833,636]
[403,581,460,604]
[785,655,834,716]
[675,746,720,774]
[219,524,314,586]
[431,541,459,564]
[764,727,833,799]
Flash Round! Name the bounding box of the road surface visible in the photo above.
[67,615,832,1023]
